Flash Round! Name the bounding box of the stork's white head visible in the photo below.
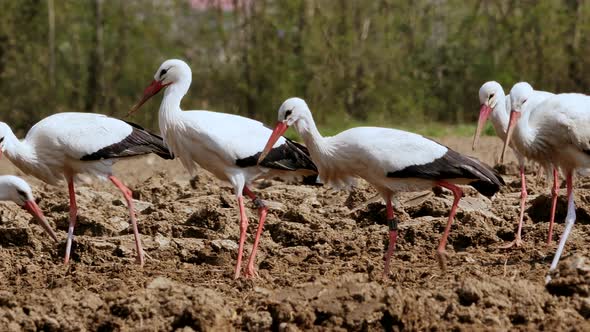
[473,81,504,150]
[129,59,192,116]
[0,175,34,205]
[257,97,312,164]
[509,82,533,114]
[277,97,311,127]
[500,82,534,163]
[0,176,57,242]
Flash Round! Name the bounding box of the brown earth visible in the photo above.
[0,136,589,331]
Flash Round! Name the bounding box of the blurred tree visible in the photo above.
[0,0,590,134]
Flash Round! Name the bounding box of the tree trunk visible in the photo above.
[85,0,104,112]
[47,0,55,90]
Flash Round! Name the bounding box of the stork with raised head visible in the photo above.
[258,97,504,274]
[502,83,590,283]
[500,82,561,245]
[128,59,317,279]
[0,175,57,242]
[474,81,554,247]
[0,114,173,265]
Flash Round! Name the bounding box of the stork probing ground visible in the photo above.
[0,175,57,242]
[129,59,317,279]
[259,98,504,274]
[0,114,173,265]
[474,81,554,247]
[502,82,590,283]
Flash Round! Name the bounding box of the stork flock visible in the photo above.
[0,59,584,283]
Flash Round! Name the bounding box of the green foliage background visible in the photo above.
[1,0,589,136]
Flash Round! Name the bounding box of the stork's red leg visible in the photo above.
[243,186,268,278]
[435,181,463,271]
[546,172,576,284]
[109,176,144,266]
[548,168,559,244]
[383,194,398,277]
[234,195,249,279]
[500,164,527,249]
[64,175,77,264]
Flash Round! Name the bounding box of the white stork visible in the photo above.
[128,59,317,279]
[502,82,590,283]
[474,81,554,247]
[258,97,505,275]
[0,113,173,265]
[0,175,57,242]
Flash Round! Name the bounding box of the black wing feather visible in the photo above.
[387,149,504,197]
[80,121,173,161]
[236,138,317,172]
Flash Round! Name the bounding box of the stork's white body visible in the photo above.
[160,107,301,185]
[1,113,138,184]
[303,126,449,191]
[513,93,590,171]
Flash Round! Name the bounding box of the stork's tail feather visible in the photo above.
[81,121,173,161]
[236,138,317,173]
[463,155,505,197]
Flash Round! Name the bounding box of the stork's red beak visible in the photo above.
[258,122,289,164]
[500,110,521,163]
[472,104,492,151]
[128,79,169,116]
[23,200,58,243]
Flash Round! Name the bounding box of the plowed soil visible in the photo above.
[0,136,589,331]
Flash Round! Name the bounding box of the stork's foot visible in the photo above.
[244,264,259,279]
[135,253,145,267]
[497,237,524,249]
[436,250,448,272]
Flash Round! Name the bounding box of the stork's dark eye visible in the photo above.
[160,69,167,77]
[489,93,495,99]
[285,109,292,117]
[16,189,27,199]
[0,137,4,143]
[522,99,527,104]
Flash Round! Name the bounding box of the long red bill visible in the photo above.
[127,80,169,117]
[258,122,289,164]
[472,104,492,151]
[23,200,58,242]
[500,111,521,164]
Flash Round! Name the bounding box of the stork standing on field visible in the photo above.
[0,114,173,265]
[128,59,317,279]
[259,97,504,274]
[501,82,590,283]
[0,175,57,242]
[474,81,554,247]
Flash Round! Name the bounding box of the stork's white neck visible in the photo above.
[490,91,510,138]
[2,129,37,173]
[159,82,190,132]
[293,114,333,163]
[512,104,539,158]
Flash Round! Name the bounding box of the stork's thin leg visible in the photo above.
[234,195,249,279]
[500,164,527,249]
[64,175,77,265]
[383,194,398,277]
[546,172,575,284]
[109,176,144,266]
[435,181,463,271]
[243,186,268,278]
[548,168,559,245]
